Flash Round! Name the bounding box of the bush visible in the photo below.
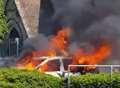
[70,73,120,88]
[112,73,120,88]
[0,68,63,88]
[0,0,8,41]
[1,68,120,88]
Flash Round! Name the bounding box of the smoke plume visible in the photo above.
[22,0,120,64]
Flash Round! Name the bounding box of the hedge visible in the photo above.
[0,0,8,41]
[70,73,120,88]
[0,68,120,88]
[112,73,120,88]
[0,68,63,88]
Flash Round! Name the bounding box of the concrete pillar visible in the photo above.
[15,0,41,38]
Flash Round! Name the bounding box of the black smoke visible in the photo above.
[23,0,120,64]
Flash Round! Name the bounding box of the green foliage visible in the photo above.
[0,68,63,88]
[112,73,120,88]
[1,68,120,88]
[70,73,120,88]
[0,0,8,42]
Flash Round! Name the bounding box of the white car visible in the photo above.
[34,56,79,78]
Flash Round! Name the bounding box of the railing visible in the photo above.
[67,65,120,88]
[0,38,20,57]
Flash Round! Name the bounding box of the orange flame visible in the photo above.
[71,44,112,71]
[73,44,112,65]
[51,27,71,56]
[17,27,112,72]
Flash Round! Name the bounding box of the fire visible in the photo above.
[16,50,56,71]
[17,27,112,73]
[47,50,56,57]
[71,44,112,72]
[24,63,35,70]
[73,44,112,65]
[51,27,71,56]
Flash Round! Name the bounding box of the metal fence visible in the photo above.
[0,38,20,57]
[67,65,120,88]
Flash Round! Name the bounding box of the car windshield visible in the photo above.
[39,58,73,72]
[41,59,60,72]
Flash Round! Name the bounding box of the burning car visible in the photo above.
[16,28,112,77]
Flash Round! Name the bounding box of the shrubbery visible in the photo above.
[0,68,120,88]
[0,68,63,88]
[70,73,120,88]
[0,0,8,41]
[112,73,120,88]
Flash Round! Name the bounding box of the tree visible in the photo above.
[0,0,8,42]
